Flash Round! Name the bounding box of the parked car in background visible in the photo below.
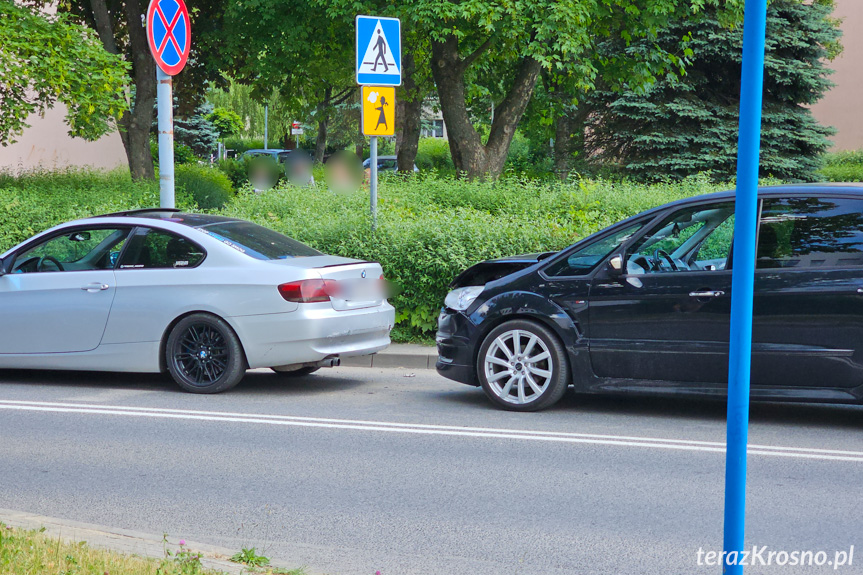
[437,184,863,411]
[363,155,419,173]
[242,149,292,162]
[0,209,394,393]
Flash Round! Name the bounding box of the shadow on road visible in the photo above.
[433,385,863,430]
[0,368,367,396]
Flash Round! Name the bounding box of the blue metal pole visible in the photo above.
[723,0,768,573]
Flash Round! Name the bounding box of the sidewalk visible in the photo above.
[342,343,438,369]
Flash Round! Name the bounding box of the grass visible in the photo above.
[0,523,305,575]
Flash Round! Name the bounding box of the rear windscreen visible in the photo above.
[197,221,322,260]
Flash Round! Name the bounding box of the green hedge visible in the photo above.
[819,150,863,182]
[175,164,234,210]
[0,169,193,253]
[219,173,727,333]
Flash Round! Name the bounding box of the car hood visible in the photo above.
[450,252,556,288]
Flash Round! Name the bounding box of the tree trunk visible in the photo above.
[553,104,589,180]
[396,52,422,172]
[90,0,155,180]
[314,87,331,164]
[431,35,541,179]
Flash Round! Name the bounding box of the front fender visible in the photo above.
[468,290,584,352]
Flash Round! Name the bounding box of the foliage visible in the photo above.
[208,107,245,139]
[175,165,235,210]
[172,103,221,159]
[0,1,129,146]
[415,139,454,171]
[219,172,728,333]
[0,169,193,254]
[580,0,840,182]
[0,523,225,575]
[820,150,863,182]
[230,547,270,568]
[150,141,198,166]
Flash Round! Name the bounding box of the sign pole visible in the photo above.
[722,0,767,573]
[156,68,175,209]
[370,135,378,230]
[146,0,190,210]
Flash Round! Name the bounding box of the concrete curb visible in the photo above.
[0,508,319,575]
[342,343,438,369]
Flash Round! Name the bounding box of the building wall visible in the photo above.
[810,0,863,151]
[0,104,127,172]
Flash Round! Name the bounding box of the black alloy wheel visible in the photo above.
[166,313,246,393]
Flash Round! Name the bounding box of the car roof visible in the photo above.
[646,183,863,214]
[87,209,242,228]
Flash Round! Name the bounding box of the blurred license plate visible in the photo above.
[338,279,384,301]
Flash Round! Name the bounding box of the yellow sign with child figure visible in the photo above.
[361,86,395,136]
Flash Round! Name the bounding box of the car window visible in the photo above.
[118,228,206,269]
[13,228,130,273]
[195,221,322,260]
[628,202,735,274]
[757,197,863,269]
[544,222,644,277]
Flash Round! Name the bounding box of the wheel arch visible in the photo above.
[159,310,249,373]
[469,291,581,378]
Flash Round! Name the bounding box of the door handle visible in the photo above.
[857,288,863,294]
[689,290,725,298]
[81,283,110,291]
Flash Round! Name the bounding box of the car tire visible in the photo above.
[476,319,569,412]
[166,313,246,394]
[271,366,320,377]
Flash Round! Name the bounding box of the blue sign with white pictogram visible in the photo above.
[146,0,191,76]
[355,15,401,86]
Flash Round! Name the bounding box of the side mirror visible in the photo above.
[0,257,7,277]
[607,254,624,276]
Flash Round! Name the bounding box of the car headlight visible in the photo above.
[444,285,485,311]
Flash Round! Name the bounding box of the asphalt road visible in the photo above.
[1,366,862,575]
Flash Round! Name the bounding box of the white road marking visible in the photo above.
[1,400,861,463]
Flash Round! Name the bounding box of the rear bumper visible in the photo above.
[435,308,479,386]
[229,302,395,369]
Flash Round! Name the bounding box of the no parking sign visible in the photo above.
[146,0,191,76]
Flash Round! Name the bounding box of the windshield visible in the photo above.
[544,221,644,277]
[196,221,322,260]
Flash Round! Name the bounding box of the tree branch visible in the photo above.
[331,87,356,106]
[461,36,494,70]
[89,0,119,55]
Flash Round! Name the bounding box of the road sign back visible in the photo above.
[356,16,401,86]
[361,86,396,136]
[147,0,191,76]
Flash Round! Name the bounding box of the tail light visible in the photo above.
[278,279,339,303]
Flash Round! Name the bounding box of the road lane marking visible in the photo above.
[1,400,861,463]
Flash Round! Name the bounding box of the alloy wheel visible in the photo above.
[172,323,230,386]
[483,329,553,405]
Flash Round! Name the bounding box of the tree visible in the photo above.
[216,0,356,163]
[323,0,742,180]
[0,1,128,146]
[63,0,226,179]
[171,102,219,157]
[208,107,244,139]
[577,0,841,182]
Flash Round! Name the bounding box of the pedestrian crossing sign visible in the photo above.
[361,86,396,136]
[356,15,401,86]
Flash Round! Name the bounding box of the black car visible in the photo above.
[436,184,863,411]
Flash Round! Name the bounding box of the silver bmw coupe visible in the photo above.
[0,209,394,393]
